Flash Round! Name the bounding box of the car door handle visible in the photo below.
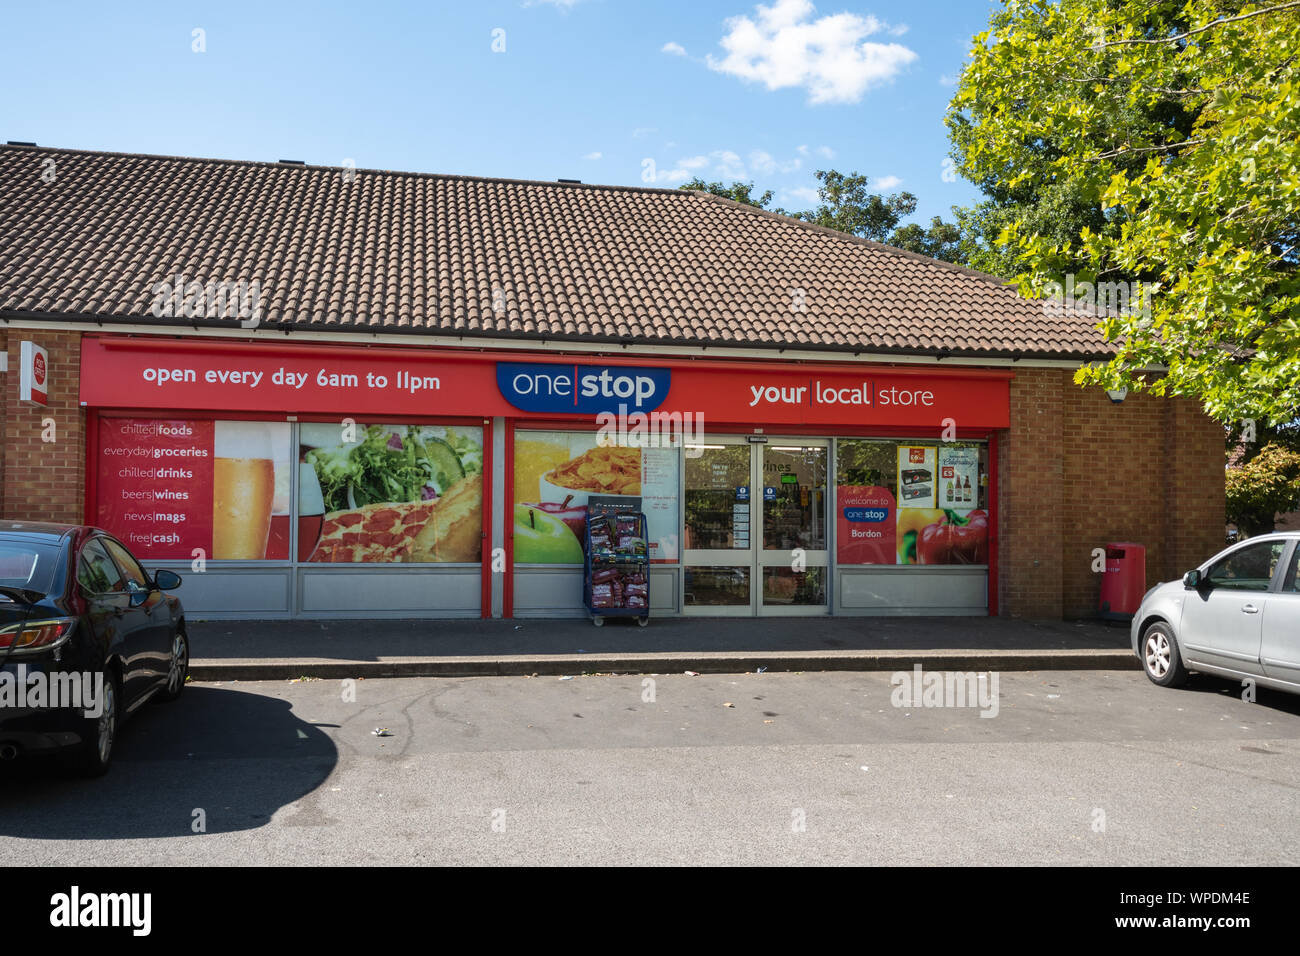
[1242,604,1260,614]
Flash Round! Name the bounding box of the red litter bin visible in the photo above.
[1100,542,1146,620]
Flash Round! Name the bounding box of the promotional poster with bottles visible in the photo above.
[938,446,979,508]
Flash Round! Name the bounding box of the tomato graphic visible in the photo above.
[915,509,989,565]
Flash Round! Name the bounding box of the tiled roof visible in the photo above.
[0,144,1114,359]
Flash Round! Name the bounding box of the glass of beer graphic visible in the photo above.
[263,426,293,559]
[297,460,326,562]
[213,423,276,560]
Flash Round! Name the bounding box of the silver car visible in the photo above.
[1132,532,1300,693]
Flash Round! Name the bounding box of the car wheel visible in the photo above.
[71,668,119,778]
[155,628,189,703]
[1141,622,1188,688]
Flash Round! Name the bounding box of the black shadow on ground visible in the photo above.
[0,685,337,839]
[1178,673,1300,716]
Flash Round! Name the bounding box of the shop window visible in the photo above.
[95,419,292,561]
[94,417,482,565]
[835,439,989,566]
[514,430,679,564]
[682,444,750,550]
[299,423,483,563]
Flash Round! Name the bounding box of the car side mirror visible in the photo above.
[153,569,182,591]
[1182,569,1202,589]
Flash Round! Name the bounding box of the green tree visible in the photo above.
[947,3,1201,281]
[1227,416,1300,463]
[890,215,966,263]
[793,170,918,242]
[684,170,966,264]
[1226,442,1300,535]
[679,178,780,211]
[948,0,1300,424]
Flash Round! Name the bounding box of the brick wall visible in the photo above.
[1000,368,1065,618]
[2,330,86,523]
[1000,367,1225,619]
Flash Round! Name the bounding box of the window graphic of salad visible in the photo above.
[299,424,484,564]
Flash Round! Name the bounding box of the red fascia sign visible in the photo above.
[80,336,1011,428]
[658,365,1009,429]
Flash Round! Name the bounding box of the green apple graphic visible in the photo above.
[514,503,584,563]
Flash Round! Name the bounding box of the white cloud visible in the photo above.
[710,149,747,179]
[873,175,903,190]
[938,73,957,86]
[651,145,818,184]
[749,149,801,175]
[652,166,693,183]
[706,0,918,105]
[631,127,658,138]
[784,186,821,205]
[525,0,585,7]
[582,151,602,160]
[662,41,687,56]
[795,144,835,160]
[663,140,679,149]
[887,23,909,37]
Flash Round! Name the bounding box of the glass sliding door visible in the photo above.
[682,437,829,616]
[758,442,829,614]
[682,440,755,614]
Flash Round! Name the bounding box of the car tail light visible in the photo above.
[0,617,76,654]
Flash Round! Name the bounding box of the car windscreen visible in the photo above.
[0,539,62,597]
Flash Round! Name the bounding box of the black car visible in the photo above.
[0,522,188,776]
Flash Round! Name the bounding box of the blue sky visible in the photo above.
[3,0,996,224]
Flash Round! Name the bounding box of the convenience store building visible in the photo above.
[0,144,1225,621]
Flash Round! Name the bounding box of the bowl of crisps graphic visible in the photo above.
[539,445,642,509]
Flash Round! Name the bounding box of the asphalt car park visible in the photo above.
[1,668,1297,865]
